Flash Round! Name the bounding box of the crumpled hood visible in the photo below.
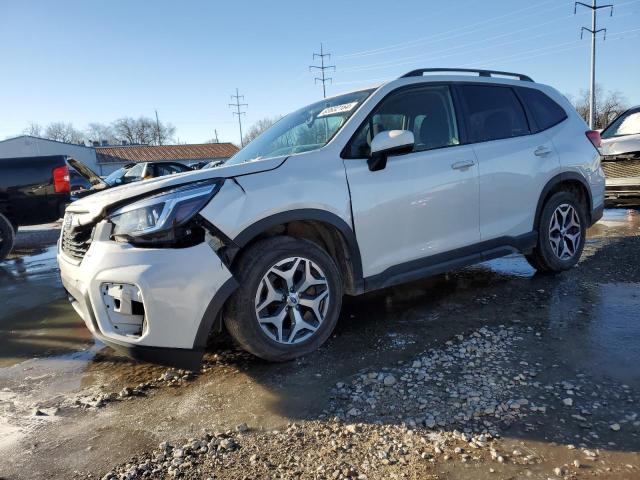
[66,156,286,224]
[600,134,640,156]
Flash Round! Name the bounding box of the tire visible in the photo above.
[525,191,587,273]
[224,236,343,361]
[0,213,16,262]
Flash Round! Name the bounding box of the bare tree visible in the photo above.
[44,122,85,144]
[19,116,177,146]
[86,122,117,145]
[23,122,43,137]
[152,120,176,146]
[571,85,628,129]
[242,116,281,146]
[112,116,175,145]
[111,117,138,144]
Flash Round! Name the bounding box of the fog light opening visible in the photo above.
[100,283,146,337]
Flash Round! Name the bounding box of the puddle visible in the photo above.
[1,245,59,278]
[479,253,536,278]
[0,246,67,327]
[589,208,640,236]
[0,298,93,368]
[547,282,640,385]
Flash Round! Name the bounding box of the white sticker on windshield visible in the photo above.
[317,102,358,117]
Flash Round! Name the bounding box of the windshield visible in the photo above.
[226,89,373,165]
[602,109,640,139]
[104,167,126,186]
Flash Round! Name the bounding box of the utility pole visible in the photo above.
[229,88,247,147]
[575,1,613,129]
[155,109,162,145]
[309,43,335,98]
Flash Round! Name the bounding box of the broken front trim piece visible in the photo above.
[101,282,145,337]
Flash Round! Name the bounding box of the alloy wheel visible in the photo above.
[548,203,581,260]
[254,256,330,345]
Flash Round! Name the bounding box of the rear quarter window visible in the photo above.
[517,87,568,132]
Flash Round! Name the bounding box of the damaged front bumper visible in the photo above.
[602,154,640,200]
[58,220,238,369]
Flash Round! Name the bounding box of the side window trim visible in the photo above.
[511,86,534,134]
[342,82,461,159]
[450,83,470,145]
[513,87,541,133]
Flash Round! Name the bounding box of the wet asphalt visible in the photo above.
[0,209,639,479]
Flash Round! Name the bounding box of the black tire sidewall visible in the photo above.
[0,214,16,261]
[225,237,343,361]
[537,191,587,271]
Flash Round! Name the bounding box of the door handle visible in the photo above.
[534,146,552,157]
[451,160,475,170]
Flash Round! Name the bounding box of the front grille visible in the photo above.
[61,217,94,261]
[602,158,640,179]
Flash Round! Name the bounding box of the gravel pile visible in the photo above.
[100,325,639,479]
[327,326,639,442]
[328,326,542,434]
[101,430,240,480]
[101,420,507,480]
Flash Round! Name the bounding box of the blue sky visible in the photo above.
[1,0,639,144]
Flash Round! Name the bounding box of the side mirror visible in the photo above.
[368,130,415,171]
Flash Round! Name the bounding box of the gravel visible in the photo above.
[100,325,639,479]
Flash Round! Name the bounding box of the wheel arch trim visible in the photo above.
[534,172,594,230]
[232,209,364,292]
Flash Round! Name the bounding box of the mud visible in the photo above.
[0,209,639,479]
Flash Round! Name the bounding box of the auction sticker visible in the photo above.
[317,102,358,117]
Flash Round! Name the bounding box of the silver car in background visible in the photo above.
[600,106,640,202]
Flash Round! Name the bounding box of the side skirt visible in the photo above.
[363,232,537,292]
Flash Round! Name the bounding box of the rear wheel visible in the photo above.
[525,191,587,272]
[224,236,343,361]
[0,213,16,261]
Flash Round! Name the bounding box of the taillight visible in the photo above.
[585,130,602,149]
[53,166,70,193]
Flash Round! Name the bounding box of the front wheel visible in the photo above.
[0,213,16,261]
[224,236,343,361]
[525,191,587,272]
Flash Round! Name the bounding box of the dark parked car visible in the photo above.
[0,155,73,260]
[69,160,193,200]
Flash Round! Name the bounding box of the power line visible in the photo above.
[309,43,335,98]
[336,0,560,60]
[336,0,638,72]
[575,0,614,129]
[228,88,247,147]
[331,26,640,88]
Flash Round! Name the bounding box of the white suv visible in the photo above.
[58,69,605,367]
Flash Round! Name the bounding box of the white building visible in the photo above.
[0,135,100,172]
[0,136,239,175]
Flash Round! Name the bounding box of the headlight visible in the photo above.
[109,179,222,239]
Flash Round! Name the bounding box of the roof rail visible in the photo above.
[400,68,533,82]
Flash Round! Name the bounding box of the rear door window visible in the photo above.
[459,85,530,143]
[517,87,567,132]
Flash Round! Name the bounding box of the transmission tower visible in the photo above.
[575,1,614,129]
[229,88,248,147]
[309,43,335,98]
